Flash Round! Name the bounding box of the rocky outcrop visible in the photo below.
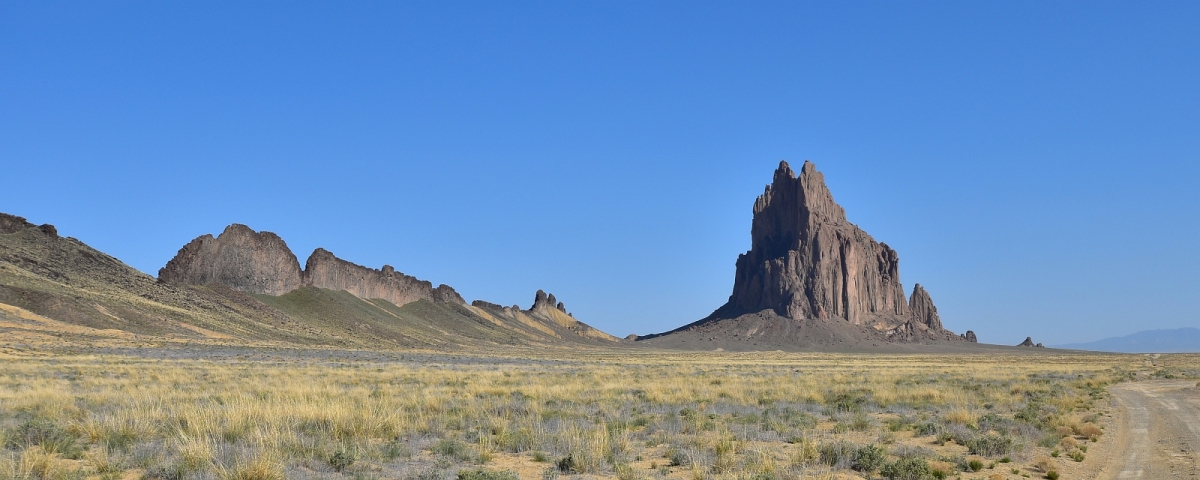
[531,289,568,314]
[908,284,942,331]
[159,224,303,295]
[720,161,913,326]
[302,248,464,306]
[961,330,977,342]
[1,213,58,238]
[1019,337,1039,347]
[681,160,970,345]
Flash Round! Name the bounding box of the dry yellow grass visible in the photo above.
[0,349,1195,479]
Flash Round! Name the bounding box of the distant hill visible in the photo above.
[0,212,617,350]
[1055,328,1200,353]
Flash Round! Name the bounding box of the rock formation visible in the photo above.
[907,284,941,331]
[302,248,464,306]
[961,330,977,342]
[531,289,568,314]
[0,213,58,238]
[1019,337,1036,347]
[159,224,303,295]
[644,160,971,347]
[720,161,909,324]
[159,224,463,306]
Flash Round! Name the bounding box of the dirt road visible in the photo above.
[1100,381,1199,479]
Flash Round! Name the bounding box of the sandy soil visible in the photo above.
[1100,381,1200,479]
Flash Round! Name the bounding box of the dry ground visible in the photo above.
[0,347,1196,480]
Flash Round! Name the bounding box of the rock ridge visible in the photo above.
[158,224,303,296]
[159,224,463,306]
[302,247,464,306]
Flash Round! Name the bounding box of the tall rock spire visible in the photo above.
[723,160,909,325]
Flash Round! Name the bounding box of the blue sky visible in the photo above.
[2,2,1197,345]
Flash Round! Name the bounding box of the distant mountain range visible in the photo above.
[1055,328,1200,353]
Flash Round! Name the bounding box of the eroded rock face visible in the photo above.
[908,284,942,331]
[531,289,568,313]
[1019,337,1036,347]
[724,161,909,325]
[159,224,303,295]
[0,213,57,238]
[962,330,977,343]
[303,248,464,306]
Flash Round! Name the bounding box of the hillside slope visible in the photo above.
[0,212,617,350]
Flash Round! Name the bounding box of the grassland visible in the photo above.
[0,348,1197,480]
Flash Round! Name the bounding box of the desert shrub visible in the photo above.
[1054,426,1074,437]
[1078,423,1102,439]
[1059,436,1077,450]
[1046,470,1060,480]
[825,389,872,413]
[434,439,475,462]
[929,460,954,479]
[457,469,518,480]
[556,454,580,473]
[914,422,942,436]
[531,451,548,462]
[5,418,83,459]
[1069,450,1085,462]
[966,459,984,472]
[819,440,858,470]
[665,446,689,467]
[1033,456,1055,473]
[853,444,888,473]
[880,457,932,480]
[328,446,356,472]
[966,434,1015,457]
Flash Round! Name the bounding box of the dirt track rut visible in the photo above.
[1102,381,1199,479]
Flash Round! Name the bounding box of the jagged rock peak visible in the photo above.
[961,330,977,343]
[723,160,909,325]
[1019,337,1036,347]
[303,248,464,306]
[908,284,943,331]
[531,289,568,313]
[158,224,303,295]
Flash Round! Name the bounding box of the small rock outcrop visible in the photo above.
[302,248,465,306]
[1019,337,1036,347]
[961,330,977,342]
[159,224,303,295]
[0,213,57,238]
[531,289,568,314]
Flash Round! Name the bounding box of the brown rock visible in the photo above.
[961,330,977,342]
[0,214,55,238]
[158,224,303,295]
[302,248,464,306]
[908,284,943,331]
[721,161,908,326]
[1019,337,1036,347]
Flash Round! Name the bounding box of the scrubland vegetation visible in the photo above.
[0,349,1196,480]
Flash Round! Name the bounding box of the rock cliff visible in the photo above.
[722,161,910,325]
[302,248,464,306]
[643,160,971,348]
[158,224,303,295]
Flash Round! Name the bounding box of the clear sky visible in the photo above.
[2,2,1197,345]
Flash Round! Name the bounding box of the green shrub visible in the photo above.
[967,459,984,472]
[1046,471,1060,480]
[966,435,1014,457]
[556,454,580,473]
[329,446,356,472]
[457,469,519,480]
[880,457,932,480]
[819,440,858,469]
[6,418,83,459]
[853,444,888,473]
